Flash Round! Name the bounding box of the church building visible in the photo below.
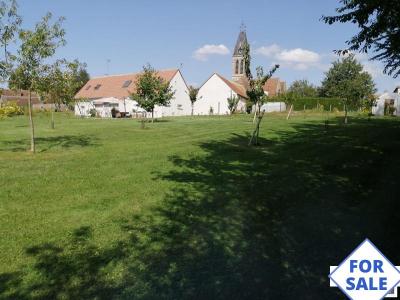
[196,28,286,115]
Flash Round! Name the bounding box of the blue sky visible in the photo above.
[19,0,399,93]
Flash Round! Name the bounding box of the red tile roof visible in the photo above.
[263,77,286,97]
[75,69,179,99]
[216,74,248,98]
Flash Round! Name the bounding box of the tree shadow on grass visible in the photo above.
[0,135,99,152]
[1,118,400,299]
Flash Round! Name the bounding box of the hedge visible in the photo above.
[268,97,359,111]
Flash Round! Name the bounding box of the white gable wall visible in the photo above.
[196,74,246,115]
[159,71,191,117]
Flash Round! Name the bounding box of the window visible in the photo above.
[235,60,239,74]
[94,84,102,90]
[122,80,132,88]
[240,60,244,74]
[85,85,91,90]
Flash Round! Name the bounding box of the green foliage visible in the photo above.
[243,38,279,145]
[89,108,96,117]
[13,12,66,91]
[74,68,90,93]
[39,59,87,108]
[320,55,376,110]
[271,96,351,111]
[322,0,400,77]
[0,0,21,81]
[188,85,201,115]
[188,86,200,105]
[227,95,240,113]
[0,101,23,117]
[287,79,318,98]
[130,64,175,120]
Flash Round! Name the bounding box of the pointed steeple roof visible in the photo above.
[233,30,248,56]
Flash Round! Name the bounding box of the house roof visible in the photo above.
[263,77,286,96]
[233,30,248,56]
[215,74,248,98]
[75,69,179,99]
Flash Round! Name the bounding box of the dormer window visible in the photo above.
[85,85,91,90]
[122,80,132,88]
[94,84,102,90]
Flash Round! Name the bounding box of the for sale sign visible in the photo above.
[329,239,400,300]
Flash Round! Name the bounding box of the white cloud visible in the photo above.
[255,44,322,70]
[352,53,383,78]
[277,48,320,64]
[255,44,281,57]
[193,44,230,61]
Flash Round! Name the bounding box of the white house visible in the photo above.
[372,87,400,116]
[195,29,286,116]
[74,69,191,118]
[196,73,248,115]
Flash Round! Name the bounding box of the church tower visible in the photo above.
[232,27,248,85]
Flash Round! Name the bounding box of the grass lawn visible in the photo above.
[0,112,400,299]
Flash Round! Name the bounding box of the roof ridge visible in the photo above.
[91,69,179,79]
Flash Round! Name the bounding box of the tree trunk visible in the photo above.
[28,89,36,153]
[191,104,194,116]
[344,103,348,124]
[51,104,55,129]
[151,109,154,123]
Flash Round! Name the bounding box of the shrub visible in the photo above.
[89,108,96,117]
[0,102,24,118]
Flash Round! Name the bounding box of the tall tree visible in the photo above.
[74,67,90,94]
[14,12,66,152]
[320,54,376,124]
[243,41,279,145]
[288,79,318,97]
[322,0,400,77]
[130,64,175,123]
[0,0,21,81]
[187,85,201,116]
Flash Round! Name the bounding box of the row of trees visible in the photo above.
[0,0,89,152]
[281,55,376,123]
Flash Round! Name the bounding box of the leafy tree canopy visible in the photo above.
[0,0,21,81]
[322,0,400,77]
[320,54,376,103]
[130,64,175,120]
[14,12,66,91]
[287,79,318,98]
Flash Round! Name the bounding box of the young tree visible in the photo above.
[288,79,318,97]
[187,85,201,116]
[0,0,21,81]
[243,41,279,145]
[40,60,87,109]
[322,0,400,77]
[320,54,376,124]
[13,12,66,152]
[131,64,175,123]
[227,95,239,114]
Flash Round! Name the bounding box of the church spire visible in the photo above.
[232,25,248,85]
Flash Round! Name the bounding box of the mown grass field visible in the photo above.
[0,112,400,299]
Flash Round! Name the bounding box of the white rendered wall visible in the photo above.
[196,74,246,115]
[160,71,191,117]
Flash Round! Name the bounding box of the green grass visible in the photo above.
[0,112,400,299]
